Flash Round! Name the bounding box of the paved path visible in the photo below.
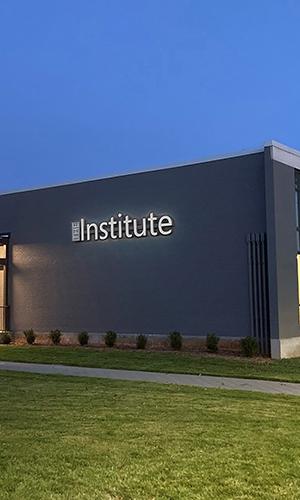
[0,360,299,395]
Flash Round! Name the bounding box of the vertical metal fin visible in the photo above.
[247,233,270,355]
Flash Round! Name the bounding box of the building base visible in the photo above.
[271,337,300,359]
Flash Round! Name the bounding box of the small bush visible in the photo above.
[49,329,62,345]
[240,336,258,357]
[104,330,117,347]
[78,331,89,346]
[206,333,219,353]
[0,332,11,344]
[169,331,182,350]
[136,334,147,349]
[23,329,36,345]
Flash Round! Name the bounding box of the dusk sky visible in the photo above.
[1,1,300,192]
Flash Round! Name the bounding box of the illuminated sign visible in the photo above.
[72,213,174,242]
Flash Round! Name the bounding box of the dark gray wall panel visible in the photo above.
[265,155,300,341]
[0,153,266,336]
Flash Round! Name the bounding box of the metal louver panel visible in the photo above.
[247,233,270,356]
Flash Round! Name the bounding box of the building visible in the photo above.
[1,141,300,359]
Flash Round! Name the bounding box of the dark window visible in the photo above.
[295,171,300,252]
[295,172,300,322]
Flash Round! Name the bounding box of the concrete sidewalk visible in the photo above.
[0,360,299,396]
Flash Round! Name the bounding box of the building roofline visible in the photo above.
[267,140,300,170]
[0,145,267,197]
[267,140,300,157]
[3,140,300,197]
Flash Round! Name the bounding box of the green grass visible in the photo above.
[0,371,300,499]
[1,345,300,383]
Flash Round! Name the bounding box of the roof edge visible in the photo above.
[0,146,265,197]
[267,141,300,170]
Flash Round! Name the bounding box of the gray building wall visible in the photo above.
[264,143,300,358]
[0,153,266,338]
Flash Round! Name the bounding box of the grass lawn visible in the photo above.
[0,371,300,499]
[1,345,300,383]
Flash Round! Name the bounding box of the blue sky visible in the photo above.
[1,1,300,192]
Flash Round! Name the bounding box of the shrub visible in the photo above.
[0,332,11,344]
[49,329,62,345]
[23,329,36,345]
[104,330,117,347]
[169,331,182,350]
[136,334,147,349]
[240,336,258,357]
[78,331,89,346]
[206,333,219,353]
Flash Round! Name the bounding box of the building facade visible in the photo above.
[1,141,300,358]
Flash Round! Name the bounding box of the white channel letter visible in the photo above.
[124,215,133,238]
[158,215,173,236]
[80,218,85,241]
[148,212,158,236]
[99,221,109,240]
[132,217,147,238]
[86,222,99,241]
[117,213,123,238]
[108,216,118,239]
